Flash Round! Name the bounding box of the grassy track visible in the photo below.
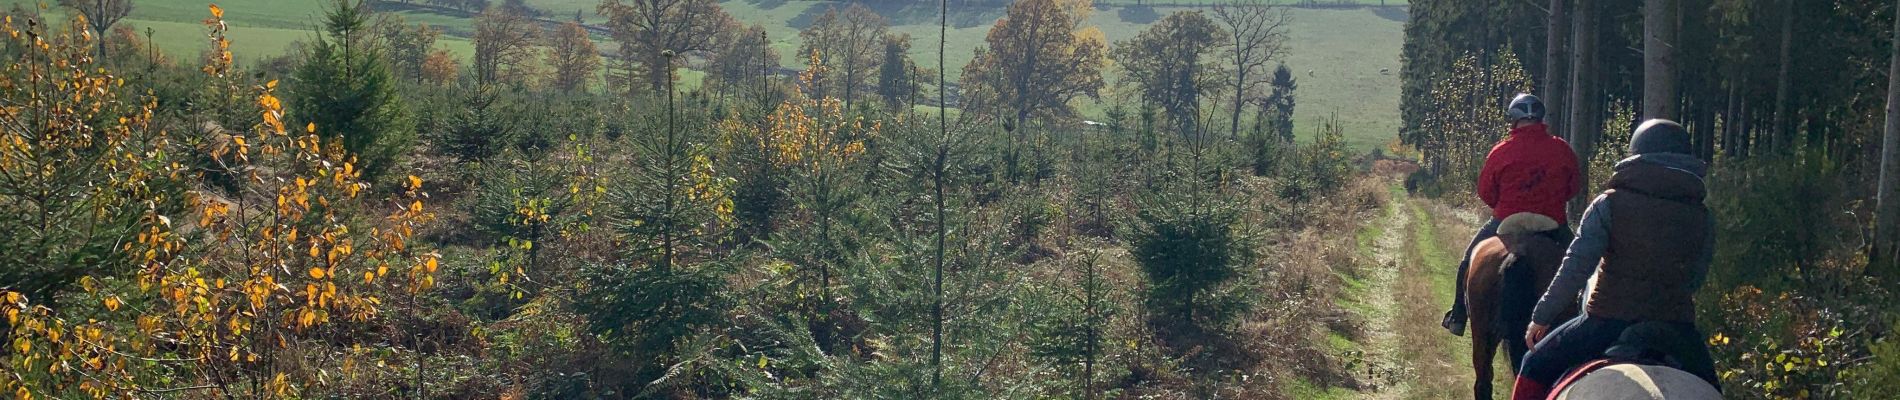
[1340,184,1512,399]
[1405,191,1515,399]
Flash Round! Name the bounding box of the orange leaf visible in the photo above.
[309,267,325,280]
[209,4,224,19]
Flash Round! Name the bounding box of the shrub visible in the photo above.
[1028,250,1122,397]
[1127,189,1255,330]
[430,86,523,162]
[1280,113,1353,202]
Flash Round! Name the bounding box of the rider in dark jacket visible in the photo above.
[1510,119,1719,399]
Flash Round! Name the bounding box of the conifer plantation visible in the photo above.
[4,0,1899,398]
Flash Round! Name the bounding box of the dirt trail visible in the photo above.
[1351,185,1491,399]
[1357,186,1414,400]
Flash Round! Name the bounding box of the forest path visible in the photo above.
[1356,183,1413,400]
[1348,184,1498,399]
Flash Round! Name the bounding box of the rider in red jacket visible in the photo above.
[1443,94,1580,336]
[1479,123,1579,224]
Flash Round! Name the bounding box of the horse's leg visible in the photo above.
[1472,326,1497,400]
[1467,240,1508,400]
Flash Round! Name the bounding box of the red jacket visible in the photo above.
[1478,123,1579,223]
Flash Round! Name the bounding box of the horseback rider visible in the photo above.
[1510,119,1719,399]
[1443,93,1580,336]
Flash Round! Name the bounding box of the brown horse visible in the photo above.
[1465,213,1577,400]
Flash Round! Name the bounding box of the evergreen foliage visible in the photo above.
[290,0,414,182]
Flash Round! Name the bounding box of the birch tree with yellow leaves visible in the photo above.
[4,7,438,398]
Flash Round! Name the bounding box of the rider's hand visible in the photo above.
[1526,322,1550,349]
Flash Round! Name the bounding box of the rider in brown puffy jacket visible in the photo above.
[1510,119,1718,399]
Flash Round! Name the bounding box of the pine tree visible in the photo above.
[291,0,414,181]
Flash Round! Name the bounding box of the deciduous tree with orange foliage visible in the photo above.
[960,0,1106,130]
[421,49,459,86]
[545,21,600,93]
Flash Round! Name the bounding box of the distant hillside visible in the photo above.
[0,0,1403,149]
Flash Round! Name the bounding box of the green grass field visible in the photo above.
[718,1,1404,149]
[4,0,1402,149]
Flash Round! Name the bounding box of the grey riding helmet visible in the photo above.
[1508,93,1545,122]
[1630,119,1693,155]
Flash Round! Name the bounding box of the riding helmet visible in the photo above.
[1629,119,1692,155]
[1507,93,1545,122]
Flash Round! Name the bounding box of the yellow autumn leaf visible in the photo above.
[309,267,326,280]
[307,122,316,133]
[103,296,121,312]
[266,79,278,90]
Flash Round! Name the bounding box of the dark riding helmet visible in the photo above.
[1629,119,1692,155]
[1508,94,1545,122]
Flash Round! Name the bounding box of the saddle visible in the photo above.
[1495,212,1564,272]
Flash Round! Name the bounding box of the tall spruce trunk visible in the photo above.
[1643,0,1678,120]
[1772,0,1795,154]
[1568,0,1601,219]
[1545,0,1570,130]
[1874,0,1900,278]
